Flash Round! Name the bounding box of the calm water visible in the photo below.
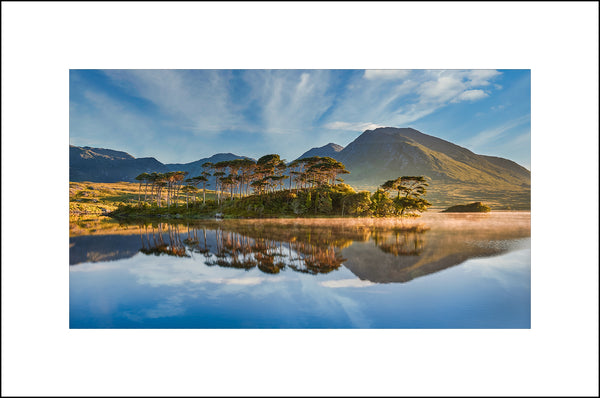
[70,212,530,328]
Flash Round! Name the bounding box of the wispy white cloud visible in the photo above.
[452,89,489,103]
[418,74,466,103]
[324,70,501,135]
[103,69,246,134]
[363,69,411,80]
[324,121,384,131]
[70,90,164,158]
[244,70,335,135]
[235,69,344,158]
[466,70,502,86]
[462,114,531,151]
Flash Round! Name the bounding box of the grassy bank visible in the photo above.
[69,181,218,215]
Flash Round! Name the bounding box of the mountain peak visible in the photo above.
[324,142,344,150]
[296,142,344,160]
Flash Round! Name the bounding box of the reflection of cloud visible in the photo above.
[297,277,372,327]
[461,248,530,290]
[129,263,269,287]
[320,279,374,288]
[124,294,186,322]
[332,295,372,328]
[208,277,263,286]
[144,295,186,319]
[70,262,123,272]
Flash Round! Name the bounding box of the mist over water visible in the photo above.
[70,212,530,328]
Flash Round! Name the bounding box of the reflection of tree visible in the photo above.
[287,241,345,274]
[183,226,212,258]
[138,224,189,258]
[374,227,427,256]
[206,229,257,270]
[136,221,429,275]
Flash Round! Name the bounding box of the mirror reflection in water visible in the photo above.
[70,213,530,328]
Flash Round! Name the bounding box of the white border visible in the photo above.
[2,2,598,396]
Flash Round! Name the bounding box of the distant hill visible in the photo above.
[70,145,169,182]
[70,145,251,183]
[166,153,254,177]
[296,142,344,160]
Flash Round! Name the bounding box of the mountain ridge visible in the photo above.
[69,127,530,208]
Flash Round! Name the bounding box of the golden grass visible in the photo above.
[69,181,219,215]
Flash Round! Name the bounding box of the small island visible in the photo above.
[106,155,433,220]
[442,202,491,213]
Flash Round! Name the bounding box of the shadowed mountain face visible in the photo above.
[296,143,344,160]
[70,145,169,182]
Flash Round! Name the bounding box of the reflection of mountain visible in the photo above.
[70,214,530,282]
[70,234,142,265]
[343,229,530,283]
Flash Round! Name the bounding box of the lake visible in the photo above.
[69,212,530,328]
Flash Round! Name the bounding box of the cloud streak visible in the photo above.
[363,69,412,80]
[463,113,531,150]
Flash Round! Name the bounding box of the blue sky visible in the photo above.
[70,69,530,168]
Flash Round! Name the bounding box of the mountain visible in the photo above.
[70,145,251,183]
[296,142,344,160]
[70,145,169,182]
[336,127,530,209]
[166,153,254,177]
[70,127,530,209]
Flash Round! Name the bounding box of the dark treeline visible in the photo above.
[129,155,432,217]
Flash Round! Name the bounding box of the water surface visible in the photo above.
[70,212,530,328]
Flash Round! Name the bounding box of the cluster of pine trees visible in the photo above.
[132,154,431,216]
[135,155,349,207]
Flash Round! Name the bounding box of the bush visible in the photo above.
[442,202,491,213]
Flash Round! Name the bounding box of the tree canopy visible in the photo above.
[131,155,432,218]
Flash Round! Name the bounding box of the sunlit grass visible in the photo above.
[69,181,218,215]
